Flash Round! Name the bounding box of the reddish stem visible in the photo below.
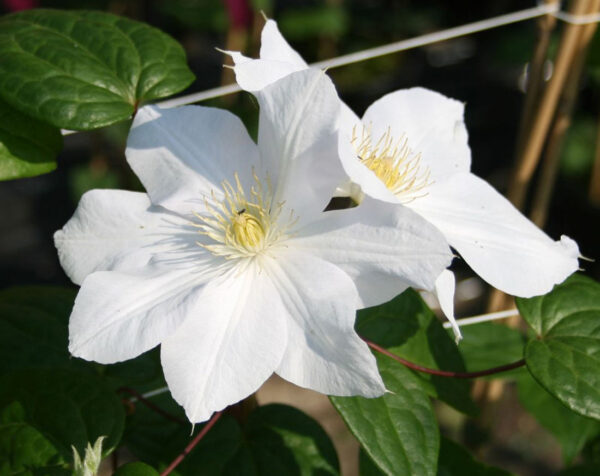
[117,387,186,425]
[365,340,525,378]
[160,412,222,476]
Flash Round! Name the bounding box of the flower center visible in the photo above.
[352,125,432,203]
[192,171,295,260]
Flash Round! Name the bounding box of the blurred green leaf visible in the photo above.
[0,98,62,181]
[0,368,125,459]
[559,118,596,178]
[0,9,194,130]
[279,6,349,40]
[457,322,526,376]
[331,353,438,476]
[517,274,600,421]
[68,161,120,204]
[358,448,385,475]
[126,399,338,475]
[0,420,63,474]
[517,373,600,464]
[357,289,477,415]
[240,404,339,475]
[437,437,512,476]
[0,286,93,375]
[114,462,160,476]
[558,465,600,476]
[158,0,227,32]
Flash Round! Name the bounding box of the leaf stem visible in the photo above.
[160,412,222,476]
[117,387,186,425]
[365,340,525,379]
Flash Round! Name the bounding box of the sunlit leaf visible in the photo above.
[518,274,600,421]
[0,9,194,130]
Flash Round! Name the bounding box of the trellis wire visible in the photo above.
[154,3,559,109]
[134,309,520,400]
[61,1,600,134]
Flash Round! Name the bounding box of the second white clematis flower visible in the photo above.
[225,20,581,339]
[55,69,452,423]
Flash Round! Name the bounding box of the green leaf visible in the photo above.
[357,289,477,415]
[239,404,339,475]
[331,353,439,476]
[436,437,512,476]
[125,398,339,476]
[517,274,600,420]
[0,421,63,474]
[114,462,160,476]
[123,391,242,474]
[517,373,600,463]
[0,286,93,375]
[0,368,125,459]
[0,9,194,130]
[558,465,600,476]
[0,98,62,181]
[458,322,526,376]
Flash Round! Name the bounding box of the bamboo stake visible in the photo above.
[530,8,599,226]
[514,0,558,160]
[507,0,596,210]
[590,113,600,205]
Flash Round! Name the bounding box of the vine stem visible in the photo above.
[117,387,186,425]
[365,340,525,379]
[160,412,222,476]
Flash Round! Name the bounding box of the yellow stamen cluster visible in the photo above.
[192,171,295,260]
[352,125,432,203]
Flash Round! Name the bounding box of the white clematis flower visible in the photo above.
[225,20,581,339]
[55,69,452,423]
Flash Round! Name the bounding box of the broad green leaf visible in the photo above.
[123,390,243,475]
[114,462,160,476]
[437,437,512,476]
[517,274,600,420]
[359,448,385,475]
[357,289,477,415]
[457,322,526,376]
[0,98,62,181]
[0,286,92,375]
[239,404,339,475]
[125,397,339,476]
[558,465,600,476]
[0,421,62,474]
[517,373,600,463]
[0,368,125,459]
[0,9,194,130]
[331,353,439,476]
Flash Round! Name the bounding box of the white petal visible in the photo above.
[54,190,179,285]
[126,105,258,215]
[361,87,471,183]
[224,20,307,92]
[69,263,217,364]
[256,69,346,224]
[269,252,385,397]
[161,264,287,423]
[260,20,308,66]
[231,58,305,92]
[410,173,580,297]
[434,270,461,342]
[291,197,453,307]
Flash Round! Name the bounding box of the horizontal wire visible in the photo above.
[442,308,520,329]
[154,3,560,110]
[61,3,561,136]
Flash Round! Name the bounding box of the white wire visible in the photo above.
[131,309,520,401]
[61,2,569,135]
[153,3,559,110]
[442,308,520,329]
